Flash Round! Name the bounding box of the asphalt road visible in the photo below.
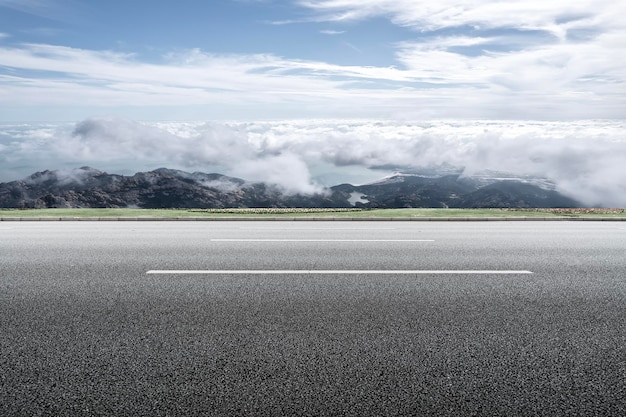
[1,221,625,416]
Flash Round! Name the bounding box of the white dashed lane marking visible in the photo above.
[147,270,533,275]
[211,239,434,242]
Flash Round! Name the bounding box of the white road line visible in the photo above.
[147,270,533,275]
[211,239,434,242]
[240,227,397,230]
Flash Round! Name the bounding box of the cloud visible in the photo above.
[298,0,623,34]
[320,29,345,35]
[292,0,625,118]
[1,0,625,122]
[1,118,625,206]
[66,117,326,194]
[0,44,620,121]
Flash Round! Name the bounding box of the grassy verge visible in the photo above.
[1,207,624,218]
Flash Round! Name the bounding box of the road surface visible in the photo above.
[1,221,625,416]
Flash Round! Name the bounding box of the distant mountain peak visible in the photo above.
[362,172,441,186]
[0,166,582,209]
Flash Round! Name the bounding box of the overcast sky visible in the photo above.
[1,0,624,120]
[1,1,625,207]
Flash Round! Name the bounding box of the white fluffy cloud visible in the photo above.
[1,118,625,206]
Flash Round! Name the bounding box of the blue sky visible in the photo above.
[1,0,624,121]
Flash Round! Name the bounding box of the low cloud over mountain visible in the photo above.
[1,118,624,207]
[0,166,580,209]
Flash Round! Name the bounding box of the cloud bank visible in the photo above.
[1,118,625,206]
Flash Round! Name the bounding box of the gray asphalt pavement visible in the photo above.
[1,221,625,416]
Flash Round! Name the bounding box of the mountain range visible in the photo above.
[0,166,581,209]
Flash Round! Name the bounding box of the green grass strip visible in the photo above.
[1,208,624,218]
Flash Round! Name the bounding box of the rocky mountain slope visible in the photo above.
[0,167,581,209]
